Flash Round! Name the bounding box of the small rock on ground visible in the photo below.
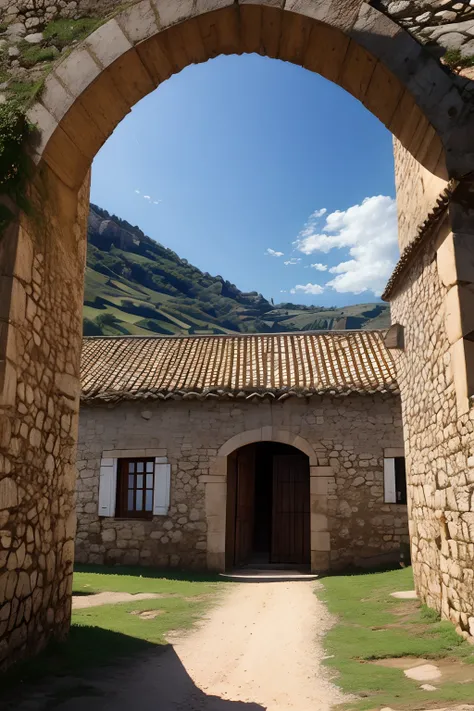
[390,590,418,599]
[404,663,441,681]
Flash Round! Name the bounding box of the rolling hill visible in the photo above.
[83,205,390,337]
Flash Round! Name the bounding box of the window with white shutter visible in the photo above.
[384,457,407,505]
[98,452,171,518]
[98,458,117,517]
[153,457,171,516]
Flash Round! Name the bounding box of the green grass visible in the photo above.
[19,44,59,68]
[3,566,226,693]
[319,567,474,710]
[43,18,100,48]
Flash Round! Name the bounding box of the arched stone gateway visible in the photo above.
[2,0,474,668]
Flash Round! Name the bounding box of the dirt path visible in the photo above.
[17,580,346,711]
[72,591,164,609]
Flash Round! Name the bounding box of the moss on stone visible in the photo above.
[443,48,474,72]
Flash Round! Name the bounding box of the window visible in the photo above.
[98,453,171,518]
[394,457,407,505]
[116,458,155,519]
[384,456,407,505]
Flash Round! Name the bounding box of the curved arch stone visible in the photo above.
[216,426,318,464]
[27,0,474,184]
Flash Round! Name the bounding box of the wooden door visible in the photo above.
[234,445,256,567]
[271,454,310,564]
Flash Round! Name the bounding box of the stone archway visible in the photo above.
[205,427,332,572]
[2,0,474,668]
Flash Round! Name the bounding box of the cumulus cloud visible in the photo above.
[284,257,301,266]
[144,195,151,200]
[265,248,284,257]
[294,195,398,296]
[311,208,327,219]
[309,263,328,271]
[290,283,325,295]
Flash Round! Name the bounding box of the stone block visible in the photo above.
[384,447,405,458]
[311,531,330,552]
[117,1,159,44]
[41,74,75,123]
[311,550,330,572]
[207,551,225,571]
[437,233,474,288]
[85,19,132,69]
[26,103,58,160]
[0,478,18,510]
[450,337,474,415]
[55,48,101,99]
[445,285,474,345]
[153,0,195,28]
[311,513,328,532]
[310,466,333,477]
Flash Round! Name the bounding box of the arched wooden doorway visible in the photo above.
[226,442,310,570]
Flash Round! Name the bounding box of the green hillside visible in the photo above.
[83,205,390,337]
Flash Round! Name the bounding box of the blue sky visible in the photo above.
[91,54,398,308]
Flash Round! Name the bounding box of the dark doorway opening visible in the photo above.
[225,442,310,569]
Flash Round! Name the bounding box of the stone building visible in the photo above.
[76,331,408,572]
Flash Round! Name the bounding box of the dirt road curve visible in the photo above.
[20,580,346,711]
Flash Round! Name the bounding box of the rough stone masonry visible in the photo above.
[2,0,474,673]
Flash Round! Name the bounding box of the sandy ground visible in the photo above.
[72,591,162,609]
[14,580,347,711]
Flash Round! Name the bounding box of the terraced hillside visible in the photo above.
[84,205,390,336]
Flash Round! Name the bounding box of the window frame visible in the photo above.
[394,456,407,506]
[115,457,155,519]
[383,454,407,505]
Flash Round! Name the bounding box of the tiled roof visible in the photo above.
[80,332,398,403]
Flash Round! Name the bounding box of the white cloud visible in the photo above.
[265,248,284,257]
[309,263,328,271]
[294,195,398,296]
[135,189,140,194]
[310,208,327,219]
[290,283,325,295]
[153,200,161,205]
[284,257,301,266]
[280,290,287,293]
[143,195,151,200]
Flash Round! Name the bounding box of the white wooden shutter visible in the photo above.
[384,458,396,503]
[98,458,117,517]
[153,459,171,516]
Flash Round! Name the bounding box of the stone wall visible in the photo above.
[394,139,448,251]
[0,168,89,670]
[76,394,407,570]
[389,175,474,637]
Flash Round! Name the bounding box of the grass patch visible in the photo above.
[318,567,474,710]
[19,43,59,68]
[3,565,226,694]
[43,17,101,49]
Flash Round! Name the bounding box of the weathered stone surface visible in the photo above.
[75,394,407,571]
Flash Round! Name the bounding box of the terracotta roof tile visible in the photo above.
[80,332,398,403]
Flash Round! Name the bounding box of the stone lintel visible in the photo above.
[101,448,167,458]
[384,447,405,458]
